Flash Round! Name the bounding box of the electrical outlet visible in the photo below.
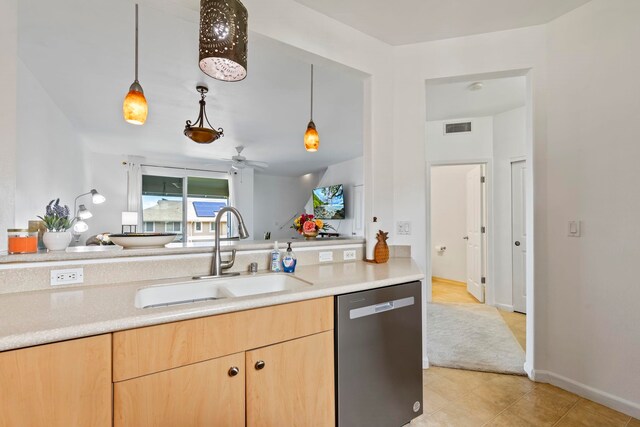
[50,268,84,286]
[397,221,411,236]
[319,251,334,263]
[343,249,356,261]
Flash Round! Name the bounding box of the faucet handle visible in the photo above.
[221,249,237,270]
[248,262,258,273]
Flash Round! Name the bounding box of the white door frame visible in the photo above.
[426,159,494,306]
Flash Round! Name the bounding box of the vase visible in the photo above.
[303,230,319,240]
[43,230,72,251]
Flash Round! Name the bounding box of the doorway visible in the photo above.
[425,72,531,375]
[430,163,486,304]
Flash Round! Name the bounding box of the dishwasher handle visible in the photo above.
[374,302,394,313]
[349,296,415,320]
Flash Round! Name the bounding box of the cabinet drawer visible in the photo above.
[113,297,333,381]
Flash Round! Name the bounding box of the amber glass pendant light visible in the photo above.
[304,64,319,152]
[123,4,148,125]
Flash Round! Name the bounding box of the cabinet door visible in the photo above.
[246,331,335,427]
[114,352,245,427]
[0,335,112,427]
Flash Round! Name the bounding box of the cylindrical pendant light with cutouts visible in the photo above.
[199,0,248,82]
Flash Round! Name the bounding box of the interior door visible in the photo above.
[511,160,527,313]
[246,331,335,427]
[466,165,484,302]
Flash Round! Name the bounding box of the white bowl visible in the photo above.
[108,233,177,249]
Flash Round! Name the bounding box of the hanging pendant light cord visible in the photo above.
[134,4,139,82]
[310,64,314,121]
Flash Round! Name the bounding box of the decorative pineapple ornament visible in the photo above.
[374,230,390,264]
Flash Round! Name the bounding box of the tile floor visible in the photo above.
[413,367,638,426]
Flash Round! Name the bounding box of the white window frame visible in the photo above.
[143,222,155,232]
[165,221,182,233]
[195,222,203,233]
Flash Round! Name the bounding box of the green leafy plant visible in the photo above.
[37,199,72,232]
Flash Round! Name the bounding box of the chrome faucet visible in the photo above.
[194,206,249,279]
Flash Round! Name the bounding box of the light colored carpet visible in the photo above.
[427,302,526,375]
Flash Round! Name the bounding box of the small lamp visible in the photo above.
[121,211,139,234]
[77,204,93,220]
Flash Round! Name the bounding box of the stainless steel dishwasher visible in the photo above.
[335,281,423,427]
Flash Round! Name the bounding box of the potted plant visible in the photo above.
[291,213,334,240]
[38,199,73,251]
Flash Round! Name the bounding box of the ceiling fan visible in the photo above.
[211,146,269,171]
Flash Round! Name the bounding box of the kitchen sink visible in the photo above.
[135,274,312,309]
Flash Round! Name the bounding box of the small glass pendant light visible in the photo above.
[304,64,319,152]
[123,4,148,125]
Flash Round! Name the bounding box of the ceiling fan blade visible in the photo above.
[246,160,269,169]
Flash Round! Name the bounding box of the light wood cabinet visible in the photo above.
[0,335,112,427]
[114,352,245,427]
[246,331,335,427]
[0,297,335,426]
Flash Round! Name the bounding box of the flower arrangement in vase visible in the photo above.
[37,199,73,251]
[292,213,334,239]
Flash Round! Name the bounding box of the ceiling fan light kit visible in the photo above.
[199,0,248,82]
[122,4,148,125]
[184,86,224,144]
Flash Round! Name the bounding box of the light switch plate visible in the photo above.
[397,221,411,236]
[568,220,581,237]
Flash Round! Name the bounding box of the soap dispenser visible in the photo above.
[270,241,282,272]
[282,242,297,273]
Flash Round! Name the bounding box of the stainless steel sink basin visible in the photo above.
[135,274,312,309]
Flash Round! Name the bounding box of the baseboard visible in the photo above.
[423,356,430,369]
[431,276,465,286]
[534,369,640,419]
[523,361,534,380]
[495,303,514,312]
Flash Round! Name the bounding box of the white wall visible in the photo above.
[430,165,476,282]
[304,156,364,236]
[253,171,323,240]
[228,168,255,239]
[493,106,526,308]
[425,117,493,162]
[82,151,128,237]
[14,60,87,228]
[393,23,546,378]
[541,0,640,411]
[0,0,17,252]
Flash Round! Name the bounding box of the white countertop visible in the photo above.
[0,258,423,352]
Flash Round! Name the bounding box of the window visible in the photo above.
[140,168,229,243]
[210,222,216,232]
[165,222,182,233]
[143,222,155,232]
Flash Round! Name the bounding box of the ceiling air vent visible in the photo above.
[444,121,472,134]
